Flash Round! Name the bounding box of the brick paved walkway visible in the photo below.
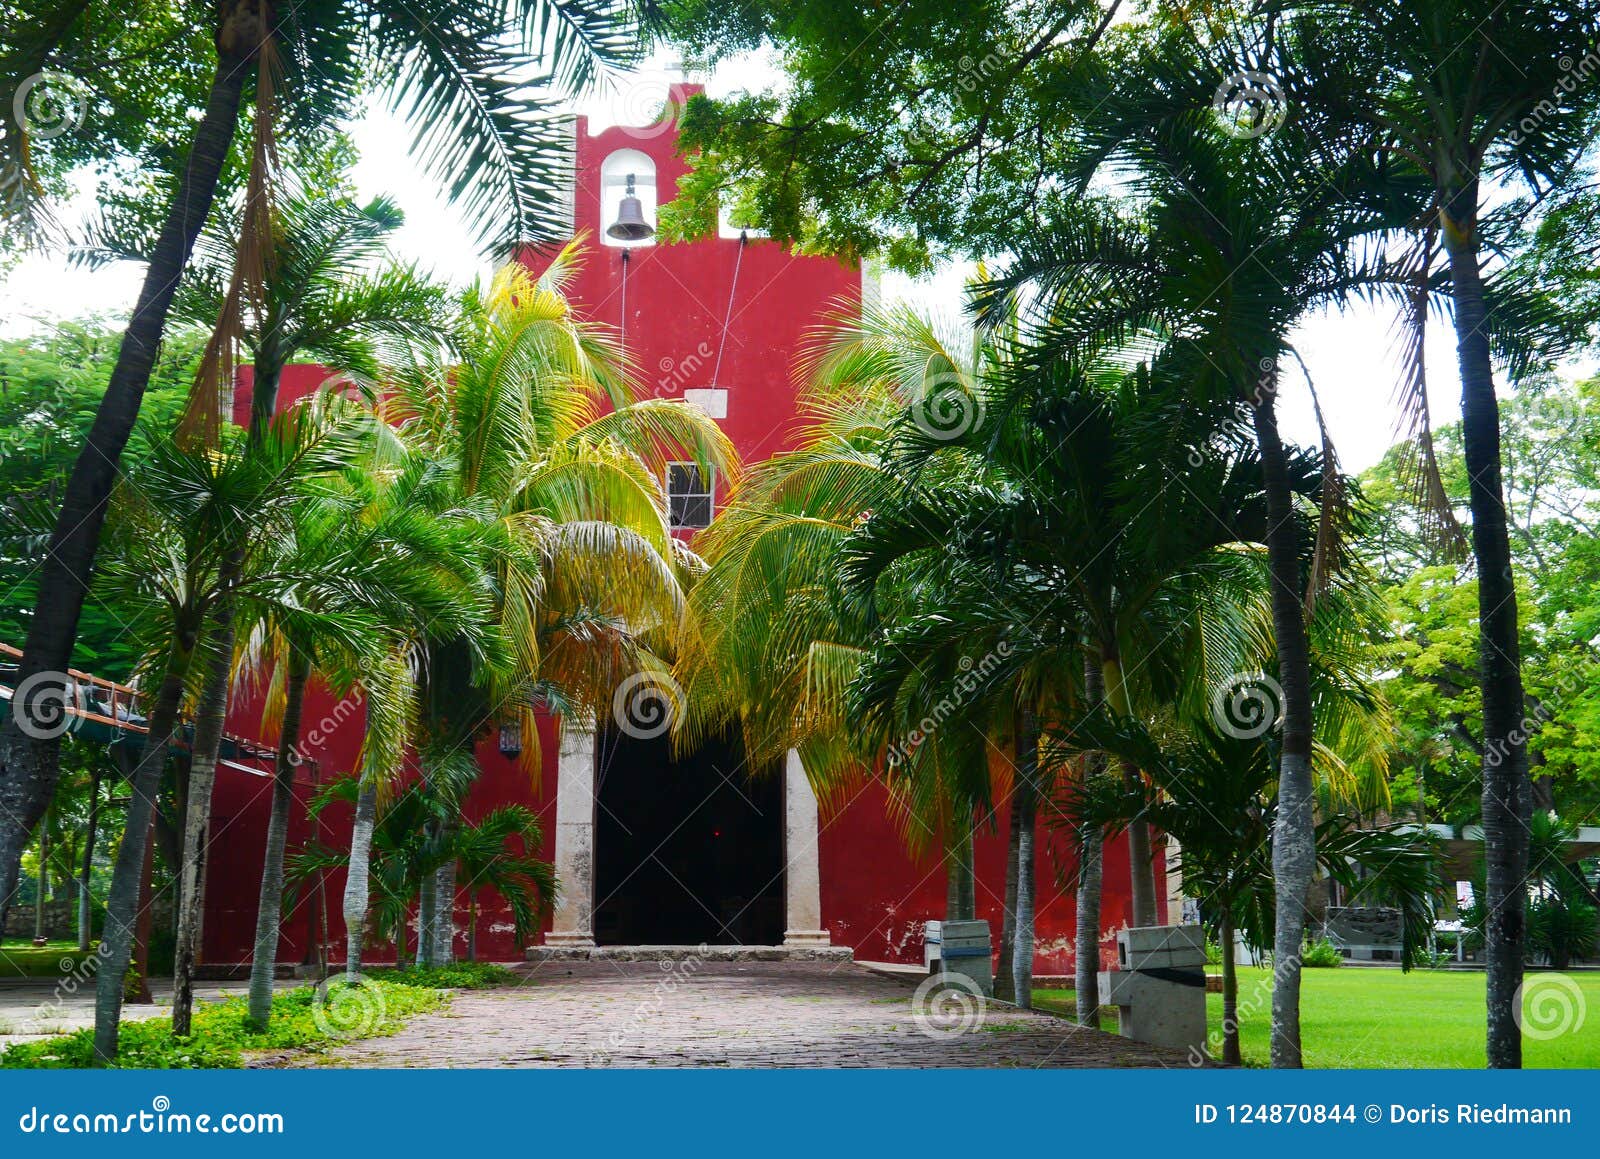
[288,960,1197,1069]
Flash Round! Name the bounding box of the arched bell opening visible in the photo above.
[599,149,657,247]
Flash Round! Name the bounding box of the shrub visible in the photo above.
[0,976,448,1069]
[1301,939,1344,968]
[378,962,518,990]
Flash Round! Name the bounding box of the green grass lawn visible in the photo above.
[1034,967,1600,1067]
[0,940,95,979]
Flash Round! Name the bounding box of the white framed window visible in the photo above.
[667,462,714,530]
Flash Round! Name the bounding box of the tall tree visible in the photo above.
[88,397,370,1061]
[240,437,502,1028]
[1311,0,1600,1067]
[0,0,637,933]
[155,184,454,1035]
[974,22,1417,1062]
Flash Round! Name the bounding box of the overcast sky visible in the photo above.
[4,52,1576,474]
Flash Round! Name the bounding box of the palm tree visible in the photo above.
[452,806,557,961]
[336,254,735,969]
[0,0,637,932]
[1063,708,1439,1065]
[88,396,372,1062]
[977,24,1415,1063]
[840,321,1323,1019]
[676,306,1007,945]
[164,184,456,1036]
[240,434,504,1029]
[1304,0,1600,1067]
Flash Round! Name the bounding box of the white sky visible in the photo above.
[2,51,1581,474]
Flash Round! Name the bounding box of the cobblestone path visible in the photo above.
[289,960,1198,1068]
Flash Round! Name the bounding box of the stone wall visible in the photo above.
[3,897,172,943]
[3,899,81,941]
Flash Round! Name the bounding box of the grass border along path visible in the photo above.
[0,963,516,1069]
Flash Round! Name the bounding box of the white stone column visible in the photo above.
[782,748,831,946]
[546,724,597,947]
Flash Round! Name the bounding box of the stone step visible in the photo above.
[526,943,854,963]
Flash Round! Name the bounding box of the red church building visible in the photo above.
[202,86,1163,978]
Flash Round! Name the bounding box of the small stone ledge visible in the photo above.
[525,944,854,963]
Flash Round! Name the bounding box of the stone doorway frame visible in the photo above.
[544,727,830,948]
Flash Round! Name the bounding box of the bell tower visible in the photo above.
[531,84,860,952]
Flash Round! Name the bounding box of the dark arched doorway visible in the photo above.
[594,727,785,945]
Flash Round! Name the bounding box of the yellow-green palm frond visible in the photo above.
[359,642,421,806]
[572,396,740,484]
[513,440,672,549]
[799,299,977,406]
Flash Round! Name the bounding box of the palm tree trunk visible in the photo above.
[1012,708,1040,1011]
[431,822,458,966]
[175,350,286,1034]
[343,781,378,980]
[1077,652,1106,1027]
[943,815,975,921]
[432,861,456,965]
[77,768,100,953]
[128,830,157,1005]
[417,841,438,969]
[246,655,309,1029]
[33,818,48,943]
[1442,185,1531,1070]
[1250,380,1317,1070]
[1220,908,1241,1066]
[171,629,233,1037]
[1125,776,1158,927]
[0,32,255,933]
[1100,644,1159,927]
[995,786,1023,1001]
[92,632,194,1064]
